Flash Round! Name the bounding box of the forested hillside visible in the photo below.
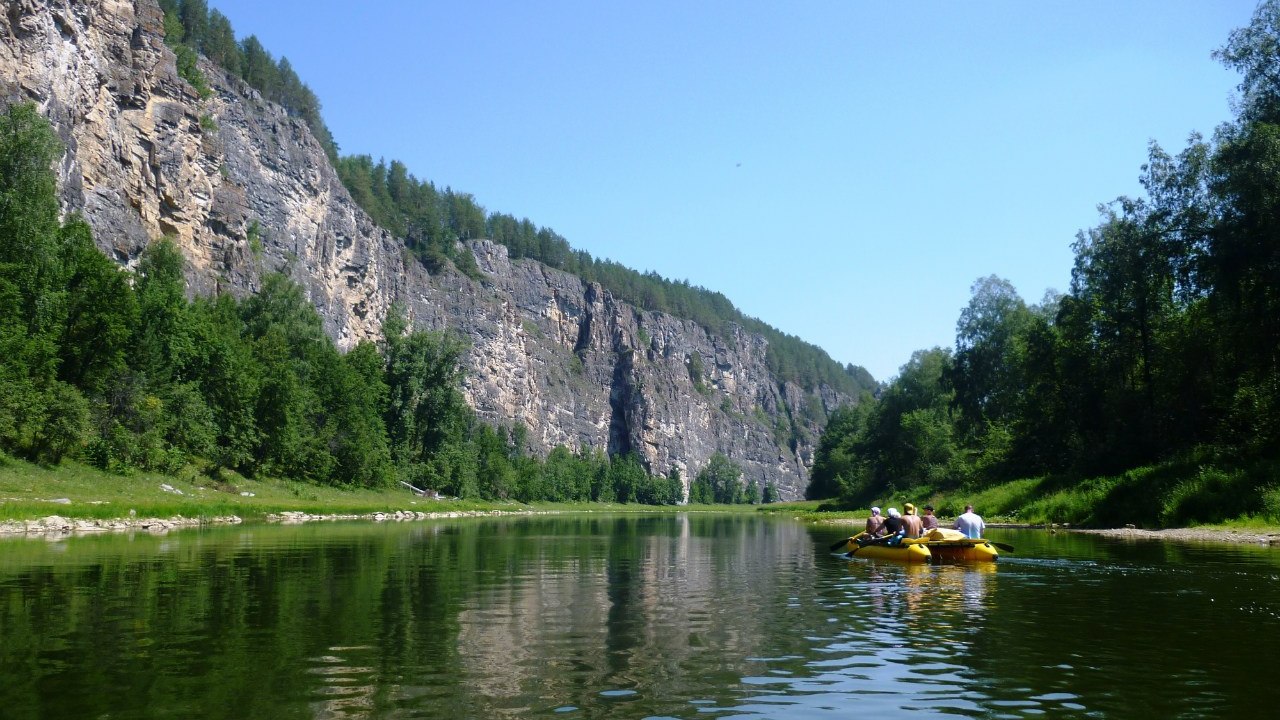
[0,102,701,503]
[809,1,1280,527]
[157,0,873,398]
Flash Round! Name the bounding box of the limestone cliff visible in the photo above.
[0,0,855,499]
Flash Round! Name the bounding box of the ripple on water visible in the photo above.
[303,645,380,718]
[599,689,638,699]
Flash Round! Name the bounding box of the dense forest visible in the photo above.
[155,0,874,399]
[1,102,789,504]
[808,1,1280,527]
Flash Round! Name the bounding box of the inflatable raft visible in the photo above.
[844,536,933,563]
[836,528,1000,563]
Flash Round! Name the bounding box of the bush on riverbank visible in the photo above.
[812,453,1280,529]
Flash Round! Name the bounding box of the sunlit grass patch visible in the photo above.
[0,457,508,522]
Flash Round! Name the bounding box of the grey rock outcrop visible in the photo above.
[1,0,857,499]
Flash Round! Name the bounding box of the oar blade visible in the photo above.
[990,542,1014,553]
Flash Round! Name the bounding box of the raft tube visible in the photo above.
[923,539,999,562]
[842,537,933,563]
[919,528,999,562]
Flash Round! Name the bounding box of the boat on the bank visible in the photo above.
[834,528,1002,563]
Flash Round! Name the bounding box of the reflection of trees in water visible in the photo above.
[0,517,826,718]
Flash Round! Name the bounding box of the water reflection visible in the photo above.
[1,521,1279,718]
[448,514,825,717]
[720,561,1007,719]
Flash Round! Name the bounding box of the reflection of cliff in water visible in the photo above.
[452,514,818,715]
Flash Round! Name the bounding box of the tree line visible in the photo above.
[808,1,1280,526]
[156,0,876,402]
[159,0,338,161]
[0,102,699,505]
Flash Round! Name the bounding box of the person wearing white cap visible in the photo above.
[865,506,884,537]
[879,507,906,545]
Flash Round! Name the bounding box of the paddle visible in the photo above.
[830,532,876,552]
[989,541,1015,553]
[855,532,902,549]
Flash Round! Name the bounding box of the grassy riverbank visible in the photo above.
[802,453,1280,534]
[0,455,802,524]
[7,450,1275,538]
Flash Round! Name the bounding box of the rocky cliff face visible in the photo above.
[1,0,851,499]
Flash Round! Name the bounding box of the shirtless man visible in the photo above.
[865,506,885,537]
[902,503,924,538]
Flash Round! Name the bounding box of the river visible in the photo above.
[1,515,1277,718]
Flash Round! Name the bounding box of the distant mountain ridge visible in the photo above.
[0,0,870,498]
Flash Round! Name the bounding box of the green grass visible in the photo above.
[0,456,523,522]
[802,453,1280,530]
[0,456,813,523]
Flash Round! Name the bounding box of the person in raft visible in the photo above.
[865,506,885,537]
[901,503,924,538]
[920,504,940,531]
[955,504,986,539]
[866,507,906,546]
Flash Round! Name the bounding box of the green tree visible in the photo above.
[204,9,241,74]
[382,305,472,490]
[323,340,393,486]
[240,35,278,98]
[696,452,742,504]
[0,102,82,462]
[238,274,335,480]
[608,452,649,503]
[807,402,871,500]
[57,218,138,395]
[0,102,63,343]
[948,276,1032,431]
[763,481,779,504]
[177,0,209,52]
[185,296,260,472]
[132,238,191,385]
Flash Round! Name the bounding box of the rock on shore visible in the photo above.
[0,514,243,536]
[0,509,554,537]
[1074,527,1280,546]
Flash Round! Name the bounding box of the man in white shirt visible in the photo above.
[955,504,985,539]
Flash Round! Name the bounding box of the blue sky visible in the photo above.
[210,0,1256,382]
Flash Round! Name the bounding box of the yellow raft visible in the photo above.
[838,528,999,563]
[844,536,932,563]
[922,528,1000,562]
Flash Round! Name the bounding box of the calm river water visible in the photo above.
[1,515,1278,719]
